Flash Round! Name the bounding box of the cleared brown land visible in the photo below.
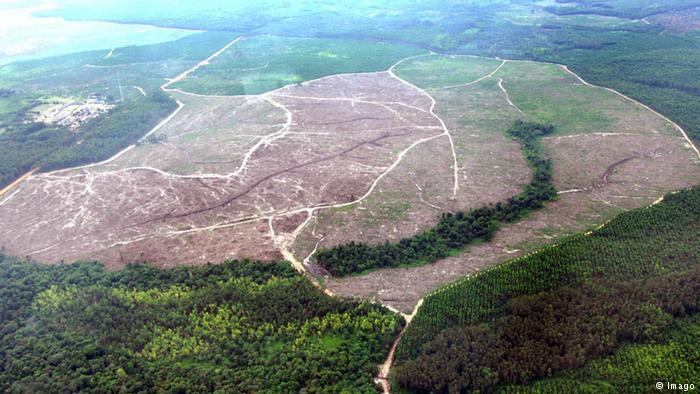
[0,54,697,314]
[320,57,700,313]
[292,76,531,266]
[0,71,443,268]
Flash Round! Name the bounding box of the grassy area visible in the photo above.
[495,60,678,136]
[393,55,502,89]
[171,35,424,95]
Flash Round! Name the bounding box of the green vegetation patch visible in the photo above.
[394,185,700,391]
[0,258,403,392]
[170,35,424,95]
[393,55,503,89]
[511,314,700,393]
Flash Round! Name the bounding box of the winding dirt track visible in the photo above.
[0,39,453,272]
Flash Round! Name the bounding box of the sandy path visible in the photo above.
[0,169,38,199]
[375,298,424,393]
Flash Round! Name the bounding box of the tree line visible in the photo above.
[316,121,557,276]
[0,92,176,189]
[393,185,700,392]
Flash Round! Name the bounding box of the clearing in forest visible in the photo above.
[314,55,700,312]
[0,45,697,316]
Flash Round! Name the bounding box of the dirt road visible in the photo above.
[0,168,37,198]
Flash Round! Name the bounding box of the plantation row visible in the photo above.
[0,258,402,393]
[393,185,700,391]
[316,121,557,276]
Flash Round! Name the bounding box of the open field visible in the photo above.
[0,53,697,309]
[320,55,700,313]
[0,69,443,268]
[169,35,423,95]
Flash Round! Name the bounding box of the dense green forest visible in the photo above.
[0,257,402,392]
[509,313,700,393]
[316,121,557,276]
[398,268,700,392]
[0,92,176,188]
[393,185,700,392]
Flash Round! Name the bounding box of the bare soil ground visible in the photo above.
[322,57,700,313]
[0,71,442,268]
[0,53,697,313]
[292,77,531,264]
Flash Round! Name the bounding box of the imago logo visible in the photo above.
[657,382,696,391]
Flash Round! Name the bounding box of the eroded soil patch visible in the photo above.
[0,71,442,268]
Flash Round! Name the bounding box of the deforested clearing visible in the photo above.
[0,52,697,307]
